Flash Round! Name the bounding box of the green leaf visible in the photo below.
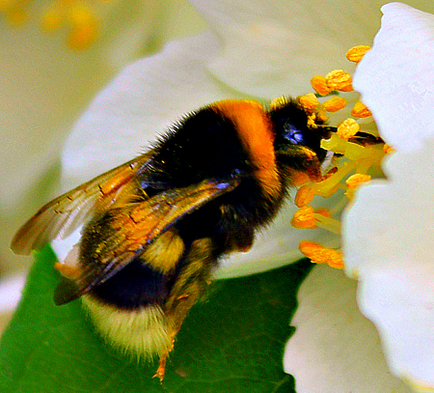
[0,246,312,393]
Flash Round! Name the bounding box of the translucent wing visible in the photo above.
[11,152,154,255]
[54,177,240,305]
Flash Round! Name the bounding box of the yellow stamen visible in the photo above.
[298,93,320,112]
[311,159,358,197]
[314,211,342,234]
[299,241,344,269]
[345,174,371,200]
[315,208,330,218]
[337,118,360,139]
[54,262,82,280]
[291,206,316,229]
[8,0,111,49]
[291,44,387,273]
[291,206,341,234]
[351,101,372,118]
[325,69,353,92]
[346,174,371,189]
[294,185,315,207]
[346,45,371,63]
[311,75,332,96]
[323,96,347,112]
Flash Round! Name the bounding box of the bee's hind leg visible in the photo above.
[153,238,216,382]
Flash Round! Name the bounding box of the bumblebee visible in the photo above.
[11,97,332,380]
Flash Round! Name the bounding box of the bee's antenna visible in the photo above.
[316,125,384,145]
[317,125,338,133]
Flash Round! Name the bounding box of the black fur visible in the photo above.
[86,100,326,309]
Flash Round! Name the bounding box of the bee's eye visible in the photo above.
[283,123,305,145]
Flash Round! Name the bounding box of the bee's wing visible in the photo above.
[10,152,154,255]
[54,177,240,305]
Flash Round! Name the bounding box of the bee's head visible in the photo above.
[269,97,335,165]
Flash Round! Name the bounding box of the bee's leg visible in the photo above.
[54,243,83,280]
[219,204,254,253]
[153,238,216,381]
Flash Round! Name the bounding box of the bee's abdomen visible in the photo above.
[88,257,174,310]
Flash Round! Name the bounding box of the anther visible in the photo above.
[346,45,371,63]
[337,118,360,139]
[323,96,348,112]
[294,185,315,207]
[298,93,320,112]
[299,241,344,269]
[311,75,332,96]
[325,70,353,92]
[351,101,372,118]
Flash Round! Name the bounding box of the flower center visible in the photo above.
[292,45,391,269]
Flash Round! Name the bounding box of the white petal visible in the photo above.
[0,274,26,314]
[60,32,226,191]
[345,5,434,390]
[284,265,412,393]
[343,137,434,390]
[353,2,434,152]
[189,0,388,96]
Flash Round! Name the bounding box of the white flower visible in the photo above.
[344,3,434,391]
[286,3,434,392]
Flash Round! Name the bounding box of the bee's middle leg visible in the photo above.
[154,238,216,381]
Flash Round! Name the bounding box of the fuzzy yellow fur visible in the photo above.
[82,295,171,359]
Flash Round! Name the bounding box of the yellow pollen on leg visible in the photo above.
[299,241,344,269]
